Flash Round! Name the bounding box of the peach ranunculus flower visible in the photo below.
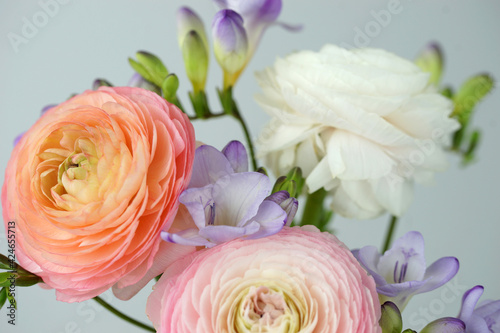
[1,87,195,302]
[146,226,382,332]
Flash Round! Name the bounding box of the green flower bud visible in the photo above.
[182,30,209,93]
[415,42,443,86]
[379,302,403,333]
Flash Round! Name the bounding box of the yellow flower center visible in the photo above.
[35,123,119,212]
[233,285,301,333]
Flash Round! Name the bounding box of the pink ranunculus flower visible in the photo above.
[147,226,381,332]
[2,87,195,302]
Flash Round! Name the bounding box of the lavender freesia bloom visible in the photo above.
[212,9,248,80]
[213,0,297,57]
[161,141,297,248]
[212,0,300,86]
[353,231,459,310]
[458,286,500,332]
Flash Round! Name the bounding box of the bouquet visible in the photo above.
[1,1,498,332]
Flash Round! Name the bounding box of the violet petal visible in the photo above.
[179,186,214,230]
[211,173,272,227]
[161,229,213,247]
[244,200,287,239]
[222,140,248,173]
[199,222,260,244]
[189,145,234,188]
[459,286,485,322]
[419,257,459,293]
[353,246,387,287]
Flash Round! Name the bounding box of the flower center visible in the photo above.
[389,248,417,284]
[36,125,101,210]
[234,286,300,332]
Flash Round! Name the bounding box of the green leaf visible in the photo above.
[0,287,7,309]
[6,288,16,310]
[0,272,12,286]
[401,330,417,333]
[0,254,12,270]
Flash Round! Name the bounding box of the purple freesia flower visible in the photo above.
[353,231,459,310]
[161,141,297,247]
[213,0,299,56]
[212,0,300,86]
[458,286,500,332]
[214,0,281,49]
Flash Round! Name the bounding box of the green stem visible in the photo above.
[188,112,226,120]
[382,215,398,253]
[300,189,330,230]
[93,296,155,332]
[232,104,258,171]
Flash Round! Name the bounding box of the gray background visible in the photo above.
[1,0,499,332]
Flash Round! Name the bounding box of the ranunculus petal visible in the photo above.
[256,45,458,219]
[147,227,381,333]
[112,241,197,300]
[2,87,195,301]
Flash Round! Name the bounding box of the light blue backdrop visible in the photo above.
[1,0,499,332]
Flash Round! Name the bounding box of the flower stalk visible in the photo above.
[382,215,398,253]
[300,188,332,231]
[93,296,155,332]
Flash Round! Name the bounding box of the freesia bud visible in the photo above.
[161,73,185,111]
[379,302,402,333]
[415,42,443,86]
[92,78,113,90]
[452,74,494,124]
[213,0,300,65]
[127,73,161,94]
[286,167,305,195]
[420,318,465,333]
[181,30,209,93]
[212,9,248,88]
[177,7,208,50]
[161,74,180,101]
[128,51,169,87]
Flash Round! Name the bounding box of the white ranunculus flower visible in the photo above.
[256,44,460,219]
